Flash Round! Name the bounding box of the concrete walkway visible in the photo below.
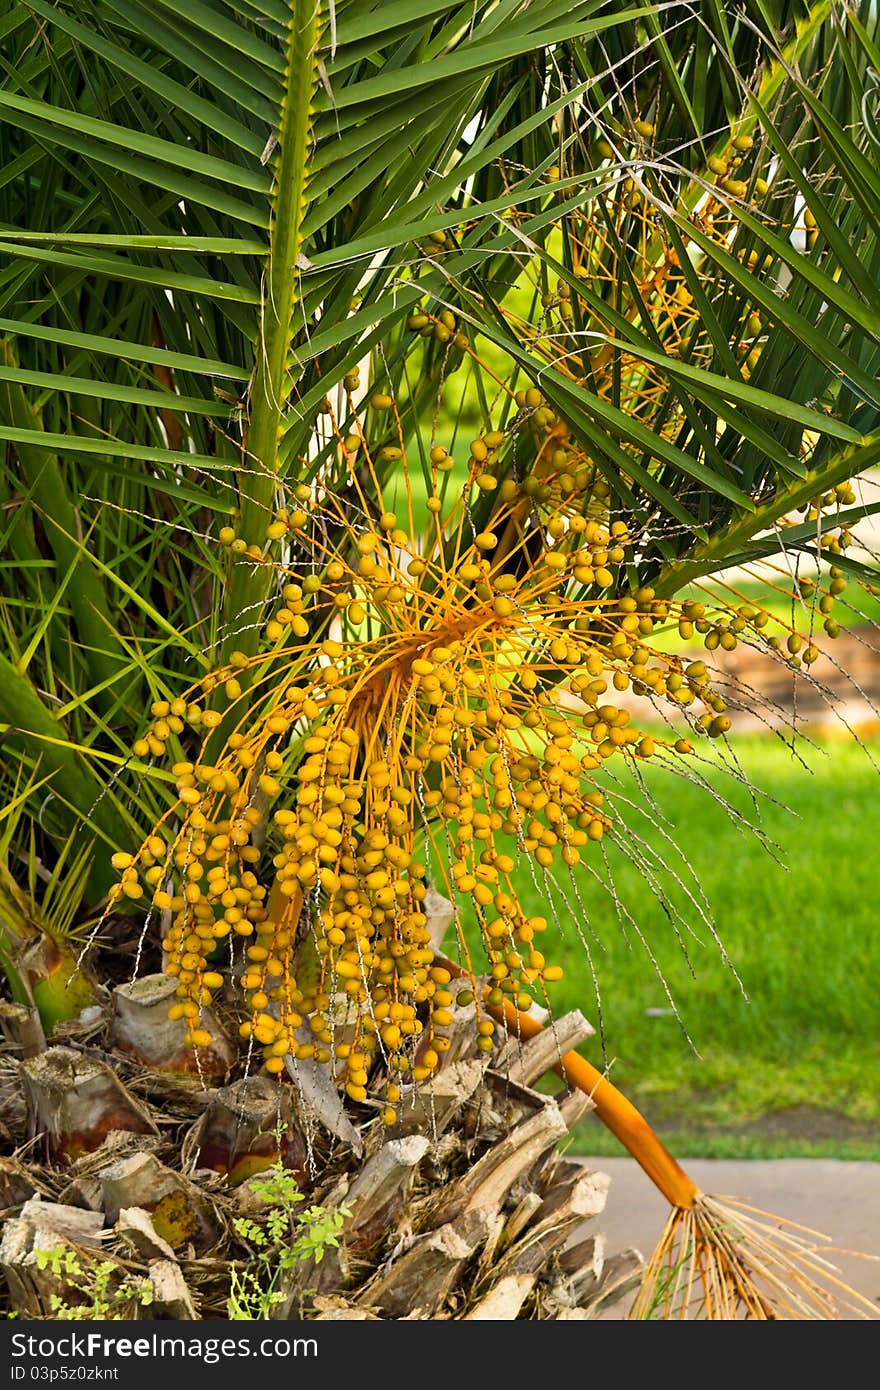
[583,1156,880,1318]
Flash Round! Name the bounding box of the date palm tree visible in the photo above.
[0,0,878,1318]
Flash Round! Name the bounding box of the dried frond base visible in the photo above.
[0,1011,639,1320]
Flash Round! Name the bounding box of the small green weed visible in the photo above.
[228,1166,350,1320]
[33,1247,153,1320]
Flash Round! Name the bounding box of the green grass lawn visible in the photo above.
[445,734,880,1158]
